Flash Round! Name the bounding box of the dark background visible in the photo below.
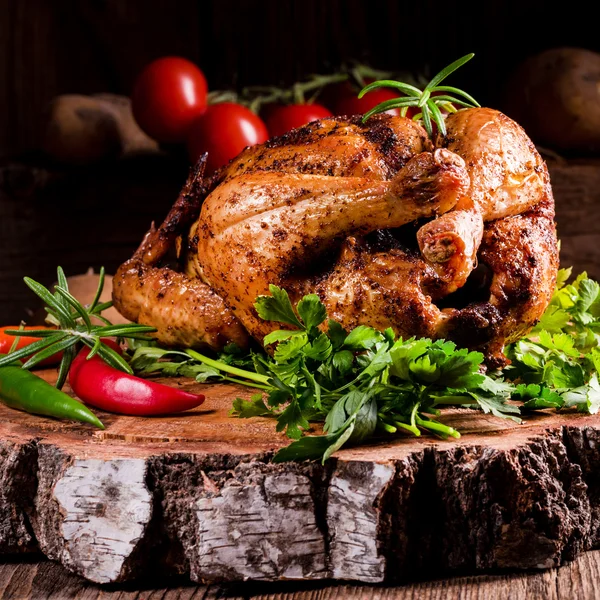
[1,0,598,158]
[0,0,598,322]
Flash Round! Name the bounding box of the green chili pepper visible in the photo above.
[0,361,104,429]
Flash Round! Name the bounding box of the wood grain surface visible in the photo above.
[2,550,600,599]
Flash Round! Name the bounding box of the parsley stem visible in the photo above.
[186,349,270,385]
[410,403,419,430]
[378,413,401,433]
[330,375,363,395]
[330,365,380,395]
[221,375,271,390]
[377,420,397,434]
[415,415,461,439]
[393,419,421,436]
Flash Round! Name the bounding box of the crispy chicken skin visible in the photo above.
[197,148,469,339]
[113,110,559,366]
[417,107,551,293]
[439,193,558,368]
[112,158,250,349]
[216,115,433,182]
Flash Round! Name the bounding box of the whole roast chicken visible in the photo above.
[113,108,559,368]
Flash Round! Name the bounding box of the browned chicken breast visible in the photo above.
[113,110,559,367]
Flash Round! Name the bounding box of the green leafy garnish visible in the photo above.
[505,268,600,414]
[129,268,600,463]
[132,286,518,463]
[0,267,157,389]
[360,53,480,139]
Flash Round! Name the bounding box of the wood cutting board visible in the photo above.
[1,369,600,586]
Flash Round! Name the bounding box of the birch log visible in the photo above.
[1,376,600,586]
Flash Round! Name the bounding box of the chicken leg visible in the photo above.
[417,108,551,292]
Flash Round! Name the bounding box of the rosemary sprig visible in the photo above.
[0,267,157,389]
[360,53,480,139]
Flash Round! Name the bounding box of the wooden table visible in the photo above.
[2,550,599,599]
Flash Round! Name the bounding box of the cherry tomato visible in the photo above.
[131,56,208,143]
[322,81,417,119]
[332,87,405,117]
[265,103,333,138]
[187,102,269,174]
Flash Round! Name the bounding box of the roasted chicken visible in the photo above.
[113,108,559,367]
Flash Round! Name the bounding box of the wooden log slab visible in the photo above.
[2,372,600,586]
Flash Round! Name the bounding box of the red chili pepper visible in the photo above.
[68,339,205,416]
[0,326,63,367]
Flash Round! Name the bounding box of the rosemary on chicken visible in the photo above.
[360,53,480,138]
[129,268,600,463]
[0,267,156,389]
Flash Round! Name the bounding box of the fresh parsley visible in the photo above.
[128,268,600,463]
[504,268,600,415]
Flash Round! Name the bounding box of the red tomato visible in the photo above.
[187,102,269,174]
[322,81,417,119]
[265,103,333,138]
[131,56,208,143]
[333,88,406,117]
